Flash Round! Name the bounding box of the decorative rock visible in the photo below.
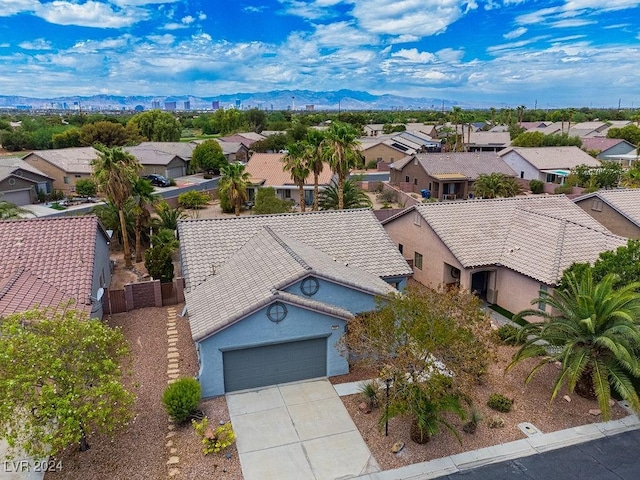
[589,409,601,416]
[391,442,405,454]
[609,399,616,407]
[166,456,179,465]
[554,361,562,369]
[166,440,173,447]
[170,448,177,454]
[165,431,176,438]
[358,402,371,414]
[168,468,180,477]
[563,395,571,403]
[168,373,180,379]
[167,352,180,359]
[168,424,175,431]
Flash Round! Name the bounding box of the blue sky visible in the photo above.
[0,0,639,107]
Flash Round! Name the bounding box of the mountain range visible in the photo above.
[0,89,470,112]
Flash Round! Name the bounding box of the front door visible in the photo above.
[471,271,489,300]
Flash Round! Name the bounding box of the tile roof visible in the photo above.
[133,142,194,160]
[0,268,71,316]
[406,196,626,285]
[0,157,52,180]
[499,146,601,170]
[0,216,107,314]
[245,153,333,186]
[467,131,511,146]
[407,152,516,179]
[574,189,640,228]
[178,209,413,292]
[186,226,396,341]
[581,138,634,153]
[123,146,182,166]
[23,147,99,174]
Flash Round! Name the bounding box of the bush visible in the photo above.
[487,415,505,429]
[554,185,573,194]
[358,381,379,409]
[75,179,97,197]
[365,159,379,170]
[178,190,210,209]
[487,393,513,413]
[144,245,175,283]
[377,189,397,203]
[495,325,523,346]
[192,417,236,455]
[162,378,201,423]
[169,178,177,186]
[529,179,544,194]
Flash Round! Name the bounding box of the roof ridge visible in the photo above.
[0,267,25,300]
[515,204,621,235]
[263,226,313,271]
[179,208,372,224]
[551,218,568,283]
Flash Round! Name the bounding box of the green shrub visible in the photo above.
[487,415,505,428]
[162,378,201,423]
[529,179,544,194]
[192,417,236,455]
[75,178,98,197]
[358,381,379,409]
[169,178,177,186]
[377,189,397,203]
[554,185,573,194]
[495,325,523,345]
[178,190,210,209]
[145,245,175,283]
[487,393,513,413]
[365,159,379,170]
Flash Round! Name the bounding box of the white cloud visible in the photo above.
[310,21,379,48]
[504,27,527,40]
[563,0,640,12]
[277,0,342,20]
[550,19,597,28]
[0,0,34,17]
[35,1,144,28]
[163,22,188,30]
[516,7,561,26]
[18,38,53,50]
[391,48,437,63]
[197,11,207,20]
[72,36,133,53]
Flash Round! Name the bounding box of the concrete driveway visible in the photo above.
[227,378,380,480]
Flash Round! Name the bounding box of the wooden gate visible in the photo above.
[161,282,177,306]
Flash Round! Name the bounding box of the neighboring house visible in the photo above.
[465,131,511,152]
[219,132,265,149]
[360,133,441,166]
[363,124,385,137]
[581,138,637,162]
[390,152,516,200]
[0,157,53,205]
[574,189,640,239]
[244,152,333,205]
[178,209,413,396]
[0,215,111,318]
[124,144,190,179]
[22,147,98,195]
[213,139,250,163]
[382,196,626,316]
[498,146,601,184]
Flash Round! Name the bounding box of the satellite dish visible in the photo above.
[450,267,460,279]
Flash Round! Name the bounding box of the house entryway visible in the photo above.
[471,271,489,300]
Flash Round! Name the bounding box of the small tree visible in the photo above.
[0,307,135,457]
[162,378,201,423]
[74,178,98,197]
[253,187,292,215]
[191,140,228,174]
[473,173,521,199]
[178,190,210,210]
[144,244,175,283]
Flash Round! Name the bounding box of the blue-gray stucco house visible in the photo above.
[178,209,413,398]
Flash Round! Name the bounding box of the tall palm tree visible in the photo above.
[92,146,141,268]
[218,162,250,217]
[152,200,187,231]
[306,129,325,211]
[508,270,640,420]
[131,177,158,263]
[472,173,521,199]
[282,142,311,212]
[318,178,372,210]
[0,200,29,220]
[322,123,362,210]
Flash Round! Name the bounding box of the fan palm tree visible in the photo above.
[152,200,187,231]
[92,146,141,268]
[282,142,311,212]
[472,173,521,199]
[0,200,29,220]
[621,164,640,188]
[306,129,326,211]
[508,270,640,420]
[318,178,372,210]
[218,162,250,217]
[131,177,159,263]
[322,123,362,210]
[93,200,136,250]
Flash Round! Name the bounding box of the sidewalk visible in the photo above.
[334,380,640,480]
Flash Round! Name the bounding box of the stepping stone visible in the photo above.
[166,456,179,465]
[168,373,180,379]
[166,440,173,447]
[170,448,177,454]
[168,363,179,370]
[168,347,178,353]
[167,379,177,384]
[168,424,175,431]
[168,468,180,477]
[168,352,180,359]
[168,369,180,375]
[165,431,176,438]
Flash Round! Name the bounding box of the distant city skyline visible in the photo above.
[0,1,639,108]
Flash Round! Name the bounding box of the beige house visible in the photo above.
[574,189,640,239]
[382,196,625,317]
[22,147,98,195]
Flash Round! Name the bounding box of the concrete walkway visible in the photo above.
[227,378,379,480]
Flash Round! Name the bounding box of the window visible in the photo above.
[414,252,423,270]
[376,157,382,162]
[63,176,70,184]
[520,171,525,179]
[398,243,404,254]
[414,178,418,185]
[591,199,603,212]
[413,212,421,226]
[75,174,81,178]
[538,285,548,310]
[284,189,291,199]
[405,175,410,183]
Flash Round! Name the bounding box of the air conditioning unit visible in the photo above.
[486,289,499,304]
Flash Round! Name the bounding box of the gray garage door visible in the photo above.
[3,189,31,206]
[166,166,184,180]
[223,337,327,392]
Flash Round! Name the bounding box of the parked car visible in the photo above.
[142,174,171,187]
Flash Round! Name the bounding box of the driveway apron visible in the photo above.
[227,378,380,480]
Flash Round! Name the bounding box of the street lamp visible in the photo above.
[385,378,392,436]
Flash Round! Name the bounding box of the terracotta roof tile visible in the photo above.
[245,153,333,187]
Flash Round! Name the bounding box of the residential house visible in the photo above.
[465,131,511,152]
[244,153,333,205]
[177,209,412,396]
[574,189,640,239]
[581,138,637,164]
[382,196,625,316]
[219,132,265,149]
[0,157,53,205]
[0,215,112,318]
[389,152,516,200]
[22,147,98,195]
[213,139,250,163]
[124,143,191,179]
[359,132,441,167]
[498,146,600,184]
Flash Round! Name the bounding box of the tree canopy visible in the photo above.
[253,187,292,215]
[607,124,640,146]
[128,110,181,142]
[190,140,228,174]
[318,178,372,210]
[0,307,135,457]
[472,173,521,199]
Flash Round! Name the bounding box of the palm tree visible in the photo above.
[92,146,141,268]
[306,129,326,211]
[282,142,311,212]
[472,173,521,199]
[218,162,250,217]
[508,270,640,420]
[93,200,135,250]
[322,123,362,210]
[0,200,29,220]
[131,178,158,263]
[318,178,372,210]
[152,201,187,231]
[621,164,640,188]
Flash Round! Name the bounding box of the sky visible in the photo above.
[0,0,639,107]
